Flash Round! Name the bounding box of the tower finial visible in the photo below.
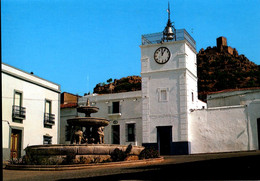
[162,1,176,42]
[167,1,170,20]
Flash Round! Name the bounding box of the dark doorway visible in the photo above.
[257,118,260,150]
[112,125,120,144]
[157,126,172,155]
[10,129,22,159]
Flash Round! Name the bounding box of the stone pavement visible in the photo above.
[3,150,260,180]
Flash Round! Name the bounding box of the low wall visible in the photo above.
[189,105,250,153]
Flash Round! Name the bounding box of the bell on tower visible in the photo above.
[162,2,176,42]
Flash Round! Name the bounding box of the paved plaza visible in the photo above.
[3,150,260,180]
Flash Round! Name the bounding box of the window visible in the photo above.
[158,88,168,102]
[43,135,52,145]
[126,123,135,142]
[161,90,167,101]
[192,92,194,102]
[12,91,26,121]
[112,101,120,113]
[14,92,22,107]
[44,100,55,127]
[108,101,121,114]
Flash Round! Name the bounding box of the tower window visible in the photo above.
[158,88,169,102]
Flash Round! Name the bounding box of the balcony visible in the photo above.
[44,113,55,125]
[12,105,26,119]
[141,29,196,51]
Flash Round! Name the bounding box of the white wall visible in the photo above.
[189,106,251,153]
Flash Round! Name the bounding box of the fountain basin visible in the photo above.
[67,117,109,127]
[24,144,144,165]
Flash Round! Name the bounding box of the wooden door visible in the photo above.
[10,132,19,159]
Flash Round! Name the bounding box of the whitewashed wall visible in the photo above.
[189,106,251,153]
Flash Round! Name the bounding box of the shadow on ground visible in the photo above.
[58,154,260,180]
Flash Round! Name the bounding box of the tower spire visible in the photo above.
[162,1,176,42]
[167,1,170,20]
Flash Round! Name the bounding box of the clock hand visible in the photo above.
[161,48,166,56]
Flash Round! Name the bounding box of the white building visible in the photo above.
[2,63,60,161]
[60,11,260,155]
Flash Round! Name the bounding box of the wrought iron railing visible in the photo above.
[141,29,196,50]
[12,105,26,119]
[44,113,55,125]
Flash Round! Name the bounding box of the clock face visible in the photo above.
[154,47,171,64]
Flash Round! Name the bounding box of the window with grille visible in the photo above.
[44,100,55,127]
[12,91,26,121]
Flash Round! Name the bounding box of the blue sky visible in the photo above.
[2,0,260,95]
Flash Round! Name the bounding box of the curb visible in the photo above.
[5,157,164,171]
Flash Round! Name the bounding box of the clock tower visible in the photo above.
[140,4,200,155]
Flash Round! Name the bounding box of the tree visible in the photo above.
[107,78,113,84]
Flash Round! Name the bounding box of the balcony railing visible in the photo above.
[44,113,55,125]
[141,29,196,51]
[12,105,26,119]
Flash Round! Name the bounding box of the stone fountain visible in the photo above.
[67,99,108,145]
[24,99,144,165]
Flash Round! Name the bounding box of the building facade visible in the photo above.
[2,63,60,161]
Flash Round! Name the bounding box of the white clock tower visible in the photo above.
[140,5,202,155]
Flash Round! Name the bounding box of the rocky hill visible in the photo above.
[197,37,260,101]
[93,76,141,94]
[93,37,260,102]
